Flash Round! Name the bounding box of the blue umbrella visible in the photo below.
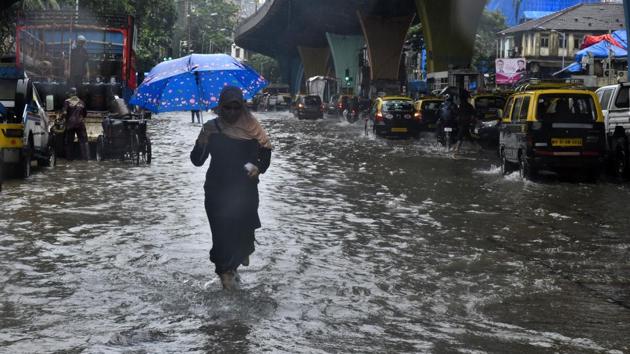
[130,54,267,113]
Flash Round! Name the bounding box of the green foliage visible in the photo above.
[248,53,280,83]
[179,0,239,55]
[473,10,508,71]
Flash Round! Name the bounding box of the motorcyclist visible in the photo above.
[346,96,360,122]
[454,96,477,153]
[436,93,459,145]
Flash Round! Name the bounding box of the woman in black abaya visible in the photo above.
[190,86,272,289]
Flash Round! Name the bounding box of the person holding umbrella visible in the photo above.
[190,86,272,290]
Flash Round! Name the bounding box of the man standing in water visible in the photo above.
[63,88,89,160]
[190,86,272,290]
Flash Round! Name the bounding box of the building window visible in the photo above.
[573,36,582,50]
[236,48,241,58]
[559,35,567,49]
[540,36,549,48]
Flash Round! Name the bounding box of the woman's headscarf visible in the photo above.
[217,86,272,149]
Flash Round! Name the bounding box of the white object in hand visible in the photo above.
[244,162,256,173]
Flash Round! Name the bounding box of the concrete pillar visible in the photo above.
[357,12,414,83]
[326,33,365,94]
[297,46,331,80]
[278,53,304,96]
[416,0,486,72]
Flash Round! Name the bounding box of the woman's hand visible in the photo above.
[244,162,259,178]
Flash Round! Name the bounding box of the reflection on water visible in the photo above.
[0,111,629,353]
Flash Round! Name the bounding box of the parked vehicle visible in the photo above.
[17,10,138,159]
[294,95,323,119]
[499,89,605,180]
[371,96,420,138]
[413,97,443,131]
[0,65,55,180]
[595,83,630,178]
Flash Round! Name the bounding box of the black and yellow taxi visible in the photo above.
[499,88,605,179]
[413,97,443,131]
[371,96,419,138]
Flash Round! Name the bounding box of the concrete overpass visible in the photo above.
[234,0,487,95]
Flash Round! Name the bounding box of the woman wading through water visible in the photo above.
[190,86,272,290]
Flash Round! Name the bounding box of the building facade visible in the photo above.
[497,3,625,79]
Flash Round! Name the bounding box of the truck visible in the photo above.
[15,10,138,158]
[0,64,55,187]
[595,83,630,178]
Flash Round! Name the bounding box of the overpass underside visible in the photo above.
[235,0,486,95]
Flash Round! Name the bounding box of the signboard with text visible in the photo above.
[495,58,526,85]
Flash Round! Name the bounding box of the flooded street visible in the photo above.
[1,111,629,353]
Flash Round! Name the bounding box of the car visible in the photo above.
[469,94,507,147]
[276,94,291,111]
[499,88,605,180]
[595,83,630,178]
[470,94,506,122]
[371,96,420,138]
[294,95,323,119]
[0,65,55,179]
[413,97,443,131]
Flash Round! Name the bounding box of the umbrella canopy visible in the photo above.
[130,54,267,113]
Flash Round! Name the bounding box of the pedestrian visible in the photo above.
[63,87,89,160]
[70,35,90,88]
[190,86,272,290]
[191,109,201,123]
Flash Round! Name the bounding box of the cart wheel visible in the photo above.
[131,133,140,166]
[95,135,105,162]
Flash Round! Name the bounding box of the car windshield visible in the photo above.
[383,100,413,112]
[422,101,442,111]
[475,97,505,111]
[536,94,597,122]
[304,96,321,105]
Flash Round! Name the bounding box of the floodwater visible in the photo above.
[1,111,629,353]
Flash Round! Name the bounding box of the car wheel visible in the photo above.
[519,154,537,180]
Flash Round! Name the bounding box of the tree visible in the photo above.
[248,53,280,83]
[182,0,239,55]
[472,10,508,73]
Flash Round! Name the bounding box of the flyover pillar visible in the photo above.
[357,11,414,93]
[416,0,486,72]
[326,33,365,95]
[278,53,304,96]
[297,46,331,80]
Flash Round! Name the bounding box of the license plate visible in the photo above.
[444,127,453,132]
[391,127,408,133]
[551,138,583,147]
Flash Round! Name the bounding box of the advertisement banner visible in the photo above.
[495,58,526,85]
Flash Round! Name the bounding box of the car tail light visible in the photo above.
[414,111,421,121]
[298,103,304,108]
[375,112,383,122]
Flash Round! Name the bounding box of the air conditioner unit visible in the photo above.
[617,71,628,83]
